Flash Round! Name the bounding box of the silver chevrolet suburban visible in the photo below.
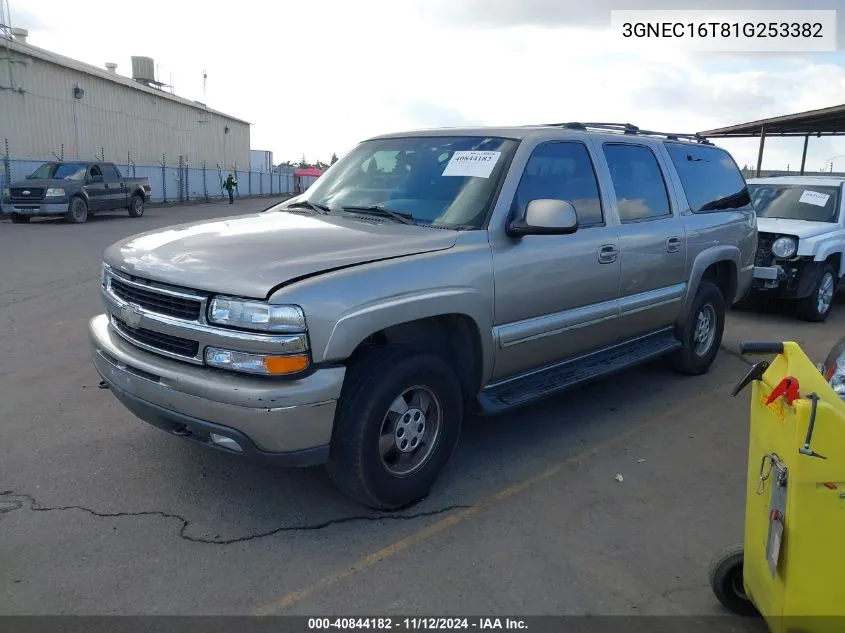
[89,122,757,509]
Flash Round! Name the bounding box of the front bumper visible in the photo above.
[751,260,829,300]
[1,200,68,215]
[88,314,345,466]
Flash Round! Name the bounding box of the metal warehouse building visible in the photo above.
[0,29,250,173]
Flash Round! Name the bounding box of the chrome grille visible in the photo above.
[112,317,200,358]
[11,187,45,200]
[110,276,202,321]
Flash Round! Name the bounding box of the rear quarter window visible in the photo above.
[664,142,752,213]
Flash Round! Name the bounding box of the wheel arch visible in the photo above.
[679,246,741,325]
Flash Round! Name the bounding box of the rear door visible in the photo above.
[101,164,125,210]
[594,141,688,339]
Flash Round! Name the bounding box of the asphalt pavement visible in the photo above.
[1,200,843,621]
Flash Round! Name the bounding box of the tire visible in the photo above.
[65,197,88,224]
[326,344,463,511]
[128,194,145,218]
[671,280,725,375]
[709,543,759,617]
[9,213,30,224]
[797,263,837,322]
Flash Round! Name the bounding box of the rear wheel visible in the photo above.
[9,213,30,224]
[797,263,837,322]
[65,197,88,224]
[672,280,725,375]
[709,543,759,617]
[326,345,463,510]
[128,194,145,218]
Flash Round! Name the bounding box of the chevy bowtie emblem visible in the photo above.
[120,303,143,328]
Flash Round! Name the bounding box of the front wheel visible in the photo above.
[128,194,145,218]
[326,345,463,510]
[797,263,837,322]
[65,197,88,224]
[672,280,725,375]
[709,544,759,617]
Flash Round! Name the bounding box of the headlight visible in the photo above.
[1,187,8,200]
[205,347,310,376]
[208,297,306,333]
[45,188,66,197]
[819,336,845,400]
[771,236,798,259]
[100,262,110,288]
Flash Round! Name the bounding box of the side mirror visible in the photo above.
[507,199,579,237]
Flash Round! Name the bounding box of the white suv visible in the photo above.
[747,176,845,321]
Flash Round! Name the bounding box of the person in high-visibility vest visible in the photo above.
[223,173,238,204]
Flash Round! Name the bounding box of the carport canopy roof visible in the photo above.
[698,103,845,138]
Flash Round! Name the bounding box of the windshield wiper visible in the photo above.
[284,200,331,215]
[340,205,415,225]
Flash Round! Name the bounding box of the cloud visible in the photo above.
[417,0,844,33]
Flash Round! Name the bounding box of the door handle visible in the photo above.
[667,237,682,253]
[598,244,618,264]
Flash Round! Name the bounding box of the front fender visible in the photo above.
[322,287,493,377]
[812,239,845,277]
[679,245,742,324]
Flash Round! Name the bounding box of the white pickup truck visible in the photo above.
[746,176,845,321]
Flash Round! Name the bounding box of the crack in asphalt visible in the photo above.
[0,491,471,546]
[719,344,754,367]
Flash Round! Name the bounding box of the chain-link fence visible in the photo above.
[1,139,297,204]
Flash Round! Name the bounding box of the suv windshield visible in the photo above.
[749,183,842,223]
[283,136,518,228]
[29,163,88,181]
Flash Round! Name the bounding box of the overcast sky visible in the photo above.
[11,0,845,171]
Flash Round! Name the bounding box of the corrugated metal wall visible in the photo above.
[0,46,250,169]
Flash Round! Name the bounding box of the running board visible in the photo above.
[476,329,682,415]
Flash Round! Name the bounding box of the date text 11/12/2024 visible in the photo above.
[308,618,528,630]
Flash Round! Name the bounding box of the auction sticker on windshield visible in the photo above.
[442,151,501,178]
[799,190,831,207]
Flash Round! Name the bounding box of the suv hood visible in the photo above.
[103,211,459,298]
[757,217,838,239]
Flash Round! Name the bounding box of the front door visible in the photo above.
[490,140,621,381]
[596,141,688,339]
[84,164,107,211]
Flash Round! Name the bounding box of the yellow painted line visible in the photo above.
[254,379,735,616]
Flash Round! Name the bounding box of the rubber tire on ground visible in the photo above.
[9,213,30,224]
[709,543,759,617]
[797,262,837,322]
[128,194,145,218]
[326,344,463,511]
[65,197,88,224]
[671,280,725,375]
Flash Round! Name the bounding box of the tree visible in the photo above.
[298,154,309,168]
[330,152,338,165]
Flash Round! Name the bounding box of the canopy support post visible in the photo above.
[756,125,766,178]
[799,135,809,175]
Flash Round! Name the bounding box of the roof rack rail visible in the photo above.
[542,122,712,144]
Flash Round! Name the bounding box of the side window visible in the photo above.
[603,143,672,223]
[102,164,122,182]
[513,141,604,227]
[664,142,752,213]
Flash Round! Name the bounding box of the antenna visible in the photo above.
[0,0,11,39]
[203,69,207,102]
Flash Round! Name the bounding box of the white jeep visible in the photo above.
[746,176,845,321]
